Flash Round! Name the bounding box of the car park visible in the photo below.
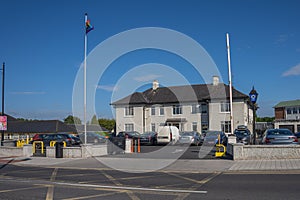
[234,127,252,145]
[139,131,157,145]
[261,129,298,145]
[178,131,203,146]
[79,132,107,144]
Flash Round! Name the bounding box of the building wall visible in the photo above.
[114,100,250,134]
[275,107,285,120]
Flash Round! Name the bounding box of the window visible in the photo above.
[201,104,207,114]
[159,106,164,115]
[221,121,231,133]
[220,102,230,113]
[125,106,134,116]
[151,123,156,132]
[287,108,292,115]
[173,105,182,115]
[191,104,200,114]
[125,124,134,131]
[151,106,156,116]
[192,122,197,131]
[292,107,297,114]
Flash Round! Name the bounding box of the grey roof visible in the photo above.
[70,124,109,133]
[6,120,77,133]
[274,100,300,108]
[112,83,248,105]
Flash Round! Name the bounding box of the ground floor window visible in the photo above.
[221,121,231,133]
[125,123,134,131]
[151,123,156,132]
[192,122,197,131]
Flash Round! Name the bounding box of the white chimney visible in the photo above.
[213,76,219,86]
[153,80,159,90]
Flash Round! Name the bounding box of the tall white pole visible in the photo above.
[226,33,234,135]
[84,14,87,144]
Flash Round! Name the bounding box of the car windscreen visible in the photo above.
[268,130,292,136]
[181,132,194,136]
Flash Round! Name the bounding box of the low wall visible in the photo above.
[0,145,32,157]
[46,144,108,158]
[228,143,300,160]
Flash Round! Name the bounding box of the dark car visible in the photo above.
[178,131,203,146]
[234,128,252,145]
[70,134,81,145]
[203,131,228,146]
[139,131,157,145]
[117,131,141,139]
[261,129,298,145]
[31,133,75,147]
[79,132,107,144]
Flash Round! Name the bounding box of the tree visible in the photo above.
[64,115,82,124]
[98,118,115,132]
[256,117,275,122]
[90,115,99,125]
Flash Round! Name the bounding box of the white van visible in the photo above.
[157,126,180,144]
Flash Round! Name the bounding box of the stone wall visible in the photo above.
[228,143,300,160]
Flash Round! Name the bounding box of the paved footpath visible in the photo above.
[2,156,300,172]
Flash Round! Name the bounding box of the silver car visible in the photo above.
[178,131,203,146]
[261,129,298,145]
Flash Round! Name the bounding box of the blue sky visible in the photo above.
[0,0,299,120]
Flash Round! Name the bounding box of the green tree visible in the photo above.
[90,115,99,125]
[64,115,82,124]
[98,118,115,131]
[256,117,275,122]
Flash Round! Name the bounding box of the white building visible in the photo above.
[274,100,300,133]
[111,77,253,135]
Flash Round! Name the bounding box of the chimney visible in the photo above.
[152,80,159,90]
[212,76,219,86]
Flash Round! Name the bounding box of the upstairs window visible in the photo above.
[220,102,230,113]
[191,104,200,114]
[151,106,156,116]
[173,105,182,115]
[159,106,164,116]
[125,106,134,116]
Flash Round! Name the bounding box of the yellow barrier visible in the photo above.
[50,141,67,147]
[16,140,25,148]
[215,134,226,157]
[33,141,44,154]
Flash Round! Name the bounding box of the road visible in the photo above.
[0,163,300,200]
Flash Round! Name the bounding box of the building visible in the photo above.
[111,77,253,135]
[274,99,300,133]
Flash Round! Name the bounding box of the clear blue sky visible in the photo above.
[0,0,299,120]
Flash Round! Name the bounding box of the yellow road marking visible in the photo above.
[46,168,58,200]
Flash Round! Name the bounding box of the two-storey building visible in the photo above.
[274,99,300,133]
[111,77,253,135]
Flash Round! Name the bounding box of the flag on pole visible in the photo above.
[85,18,94,34]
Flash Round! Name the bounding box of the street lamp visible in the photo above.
[1,62,5,146]
[249,86,258,144]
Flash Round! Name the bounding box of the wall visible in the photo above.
[228,143,300,160]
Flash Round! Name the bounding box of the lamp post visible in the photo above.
[249,86,258,145]
[1,62,5,146]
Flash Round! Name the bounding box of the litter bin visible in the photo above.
[55,142,64,158]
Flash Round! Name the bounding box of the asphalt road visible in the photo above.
[1,163,300,200]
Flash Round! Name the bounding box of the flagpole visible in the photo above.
[84,13,88,144]
[226,33,234,135]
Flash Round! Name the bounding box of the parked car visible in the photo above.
[31,133,76,147]
[261,129,298,145]
[79,132,107,144]
[70,134,81,145]
[117,131,141,139]
[234,128,252,145]
[295,132,300,139]
[139,131,157,145]
[203,131,228,146]
[157,126,180,144]
[178,131,203,146]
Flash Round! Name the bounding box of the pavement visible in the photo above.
[1,156,300,173]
